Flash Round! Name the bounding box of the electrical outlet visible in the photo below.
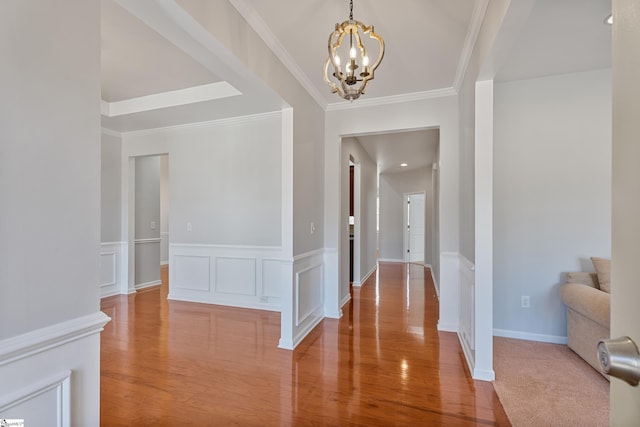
[310,222,316,235]
[521,295,530,308]
[150,221,156,230]
[187,222,192,232]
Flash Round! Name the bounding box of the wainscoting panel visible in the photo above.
[278,249,325,350]
[168,244,286,311]
[437,252,460,333]
[99,242,126,298]
[0,311,109,425]
[174,255,210,292]
[0,371,70,427]
[296,264,323,326]
[215,257,256,296]
[262,259,284,298]
[100,252,116,288]
[459,256,475,352]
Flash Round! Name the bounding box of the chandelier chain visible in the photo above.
[349,0,353,20]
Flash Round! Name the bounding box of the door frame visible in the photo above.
[403,191,426,263]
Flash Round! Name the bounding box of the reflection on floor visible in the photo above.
[100,262,510,425]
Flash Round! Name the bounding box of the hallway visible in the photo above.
[100,263,509,425]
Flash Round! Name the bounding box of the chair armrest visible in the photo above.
[566,271,599,288]
[560,283,610,328]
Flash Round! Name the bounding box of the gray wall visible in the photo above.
[101,132,121,243]
[494,69,612,339]
[123,114,282,247]
[0,0,101,338]
[175,0,324,257]
[0,0,104,422]
[341,137,378,290]
[379,168,433,264]
[160,154,169,264]
[135,156,161,286]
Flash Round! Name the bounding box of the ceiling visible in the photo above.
[101,0,612,169]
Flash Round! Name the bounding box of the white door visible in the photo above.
[611,1,640,422]
[408,193,425,263]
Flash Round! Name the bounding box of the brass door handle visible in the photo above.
[598,336,640,386]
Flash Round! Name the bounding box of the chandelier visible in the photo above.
[323,0,385,101]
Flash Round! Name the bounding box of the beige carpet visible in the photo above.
[493,337,609,426]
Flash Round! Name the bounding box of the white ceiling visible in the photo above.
[100,0,612,169]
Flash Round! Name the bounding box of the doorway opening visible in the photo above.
[129,154,169,293]
[404,192,425,264]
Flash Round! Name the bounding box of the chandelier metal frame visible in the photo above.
[323,0,385,101]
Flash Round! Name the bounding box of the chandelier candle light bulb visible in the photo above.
[323,0,385,101]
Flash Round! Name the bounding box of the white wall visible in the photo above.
[379,168,433,264]
[341,137,377,291]
[0,0,108,424]
[494,69,612,341]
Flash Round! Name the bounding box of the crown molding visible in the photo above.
[101,127,122,138]
[228,0,328,110]
[453,0,490,92]
[120,110,282,137]
[326,87,458,112]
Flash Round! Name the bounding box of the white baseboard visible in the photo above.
[160,261,168,266]
[493,328,568,345]
[377,258,404,263]
[428,267,439,298]
[135,280,162,290]
[353,265,376,287]
[437,322,458,333]
[340,293,351,308]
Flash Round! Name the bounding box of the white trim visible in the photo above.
[429,267,440,299]
[160,261,169,266]
[295,264,324,327]
[134,238,161,244]
[437,323,458,333]
[493,329,568,345]
[326,88,457,112]
[135,280,162,290]
[228,0,327,109]
[100,241,124,246]
[120,110,281,137]
[171,242,282,251]
[458,330,476,379]
[0,370,71,426]
[101,127,121,138]
[353,265,376,287]
[0,312,111,368]
[102,82,241,117]
[293,248,325,262]
[472,368,496,382]
[169,294,280,312]
[377,258,404,263]
[99,251,117,287]
[340,293,351,308]
[452,0,491,91]
[459,255,475,272]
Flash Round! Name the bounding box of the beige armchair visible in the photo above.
[560,271,610,378]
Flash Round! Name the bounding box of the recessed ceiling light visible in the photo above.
[604,14,613,25]
[400,163,408,167]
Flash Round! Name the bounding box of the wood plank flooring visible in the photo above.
[100,262,510,426]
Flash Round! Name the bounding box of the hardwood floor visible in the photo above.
[100,263,510,426]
